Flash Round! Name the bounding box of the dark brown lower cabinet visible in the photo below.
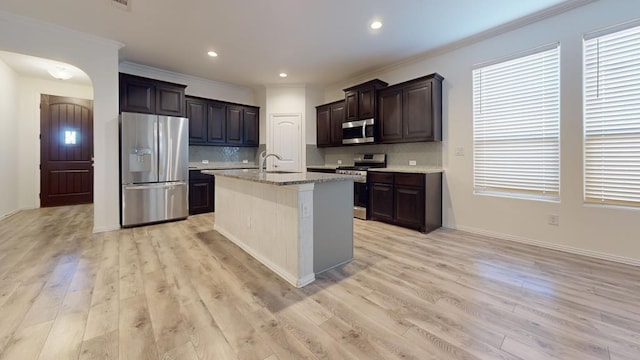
[369,182,394,222]
[189,170,214,215]
[369,171,442,233]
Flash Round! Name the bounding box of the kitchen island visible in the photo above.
[201,169,357,287]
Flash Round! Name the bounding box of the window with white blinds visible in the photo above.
[473,45,560,201]
[584,23,640,207]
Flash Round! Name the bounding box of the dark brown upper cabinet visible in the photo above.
[316,100,345,147]
[317,105,331,146]
[226,105,243,145]
[378,73,443,143]
[119,73,186,117]
[207,101,226,144]
[243,107,259,146]
[343,79,388,122]
[186,98,207,144]
[186,95,259,147]
[378,87,403,143]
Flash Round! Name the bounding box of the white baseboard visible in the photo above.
[93,224,121,233]
[215,224,315,288]
[0,209,21,221]
[449,225,640,268]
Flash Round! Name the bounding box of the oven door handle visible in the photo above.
[362,121,367,139]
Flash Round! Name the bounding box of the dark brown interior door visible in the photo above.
[40,94,94,207]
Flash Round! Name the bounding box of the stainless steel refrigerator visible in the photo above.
[120,112,188,227]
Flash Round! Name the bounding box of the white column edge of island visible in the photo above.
[202,169,356,288]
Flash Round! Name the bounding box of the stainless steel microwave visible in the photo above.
[342,118,375,144]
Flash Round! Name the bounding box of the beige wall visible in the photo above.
[0,59,19,218]
[16,77,93,209]
[324,0,640,263]
[0,11,122,232]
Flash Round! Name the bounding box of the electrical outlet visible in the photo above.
[455,147,465,156]
[242,159,248,163]
[409,160,417,166]
[201,159,209,164]
[337,160,342,165]
[548,214,559,226]
[302,203,311,217]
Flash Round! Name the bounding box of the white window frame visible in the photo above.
[473,44,561,202]
[584,20,640,208]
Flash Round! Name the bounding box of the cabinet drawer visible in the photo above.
[394,173,425,187]
[189,170,212,181]
[368,172,393,184]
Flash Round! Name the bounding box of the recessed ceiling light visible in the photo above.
[207,51,218,57]
[370,20,383,30]
[279,73,288,78]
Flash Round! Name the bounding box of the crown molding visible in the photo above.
[118,61,253,93]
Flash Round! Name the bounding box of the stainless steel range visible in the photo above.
[336,153,386,219]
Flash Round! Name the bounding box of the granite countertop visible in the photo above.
[368,166,444,174]
[201,169,359,186]
[188,162,258,170]
[306,165,339,170]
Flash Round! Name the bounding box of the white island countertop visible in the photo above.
[201,169,358,186]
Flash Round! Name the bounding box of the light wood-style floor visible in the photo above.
[1,205,639,360]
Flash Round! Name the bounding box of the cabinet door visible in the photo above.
[207,102,226,144]
[424,172,443,233]
[370,183,394,222]
[394,185,425,229]
[330,102,345,145]
[243,107,259,146]
[120,75,155,114]
[359,88,376,119]
[156,84,185,116]
[186,99,207,144]
[403,80,433,141]
[189,179,214,215]
[378,88,403,143]
[316,105,331,147]
[226,106,243,145]
[345,91,358,122]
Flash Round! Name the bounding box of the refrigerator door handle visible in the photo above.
[124,181,187,190]
[121,181,188,227]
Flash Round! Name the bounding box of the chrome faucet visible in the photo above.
[259,150,282,173]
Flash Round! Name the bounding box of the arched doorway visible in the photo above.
[0,50,95,211]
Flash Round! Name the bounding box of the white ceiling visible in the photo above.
[0,0,590,87]
[0,51,92,85]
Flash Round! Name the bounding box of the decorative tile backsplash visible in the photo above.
[189,142,440,168]
[323,142,442,167]
[306,145,325,166]
[189,145,258,164]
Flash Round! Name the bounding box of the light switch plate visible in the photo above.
[409,160,417,166]
[242,159,248,163]
[337,160,342,165]
[201,160,209,164]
